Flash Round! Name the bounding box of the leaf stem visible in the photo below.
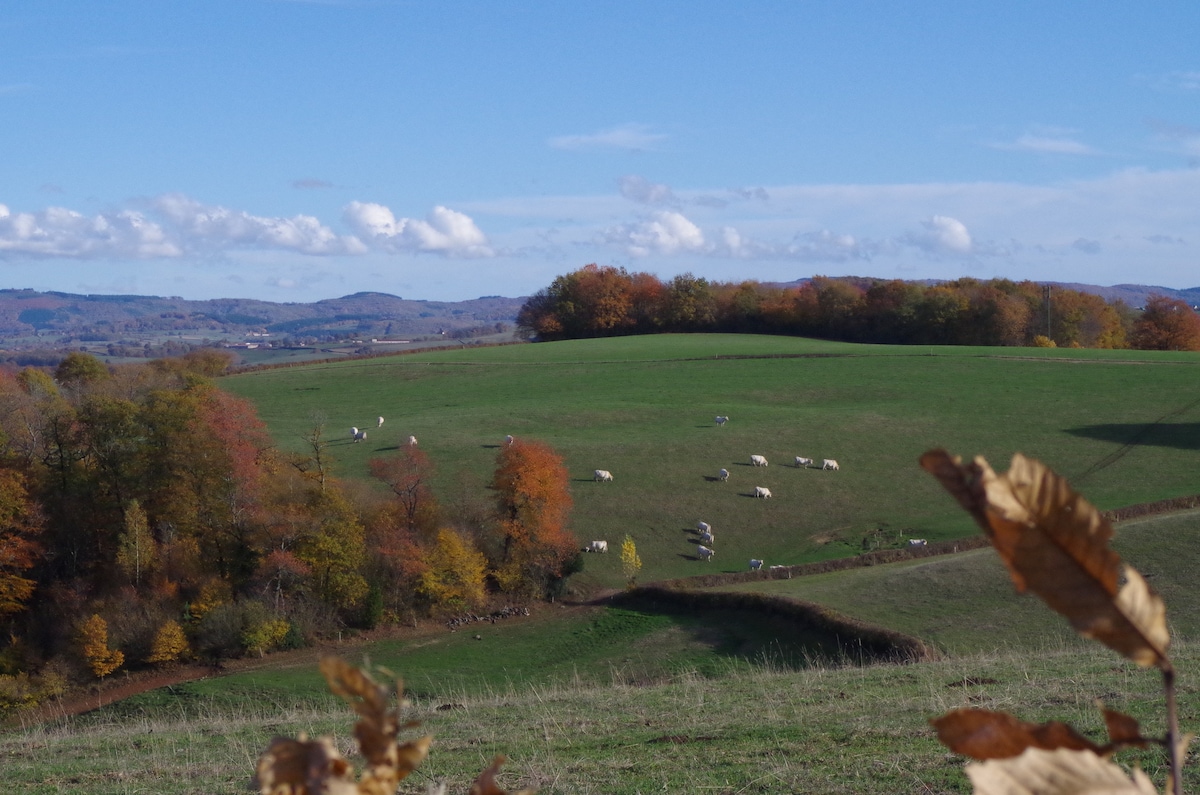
[1164,661,1183,795]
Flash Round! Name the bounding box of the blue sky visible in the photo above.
[2,2,1199,303]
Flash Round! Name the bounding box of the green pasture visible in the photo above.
[222,334,1200,590]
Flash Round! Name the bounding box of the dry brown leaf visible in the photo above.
[966,747,1159,795]
[1102,708,1149,749]
[469,756,536,795]
[920,450,1170,669]
[254,734,358,795]
[933,708,1102,760]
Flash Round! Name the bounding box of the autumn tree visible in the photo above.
[146,619,189,665]
[115,499,155,586]
[620,535,642,589]
[1132,295,1200,351]
[417,528,488,611]
[0,468,44,619]
[489,439,578,596]
[77,613,124,678]
[369,446,439,536]
[293,486,369,610]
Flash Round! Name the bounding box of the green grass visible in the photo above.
[6,640,1197,794]
[222,334,1200,589]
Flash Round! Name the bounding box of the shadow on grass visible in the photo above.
[1067,422,1200,451]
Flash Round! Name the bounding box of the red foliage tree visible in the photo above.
[0,468,44,619]
[489,440,577,596]
[1132,295,1200,351]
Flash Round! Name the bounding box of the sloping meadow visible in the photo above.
[223,335,1200,590]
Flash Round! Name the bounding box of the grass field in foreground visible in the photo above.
[222,334,1200,590]
[6,641,1197,794]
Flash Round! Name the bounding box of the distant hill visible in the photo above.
[0,289,526,345]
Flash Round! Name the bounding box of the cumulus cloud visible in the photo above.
[618,175,678,206]
[548,123,667,152]
[907,215,973,255]
[0,203,180,259]
[783,229,865,262]
[154,194,365,255]
[605,210,706,257]
[343,202,493,256]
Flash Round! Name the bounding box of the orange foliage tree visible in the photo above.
[0,468,44,619]
[1132,295,1200,351]
[77,613,124,679]
[489,440,578,596]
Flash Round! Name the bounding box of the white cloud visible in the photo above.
[343,202,493,257]
[154,194,364,255]
[606,210,706,257]
[618,175,678,206]
[548,123,667,152]
[0,203,180,259]
[907,215,973,255]
[994,134,1100,155]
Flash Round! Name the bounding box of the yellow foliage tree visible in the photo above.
[115,499,155,586]
[417,528,488,611]
[77,614,124,679]
[242,618,290,658]
[620,535,642,589]
[146,619,189,665]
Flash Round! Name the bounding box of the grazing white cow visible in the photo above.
[586,540,608,553]
[699,530,714,545]
[505,435,515,446]
[718,468,730,482]
[754,486,772,499]
[794,456,813,468]
[697,521,711,533]
[821,459,840,471]
[697,545,715,561]
[408,435,419,446]
[749,559,764,571]
[351,427,366,443]
[594,469,613,482]
[750,454,768,467]
[908,538,928,547]
[715,415,729,426]
[377,416,385,428]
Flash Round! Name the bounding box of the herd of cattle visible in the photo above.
[583,414,847,571]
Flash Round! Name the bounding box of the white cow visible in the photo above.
[351,427,366,443]
[749,559,764,571]
[750,454,768,467]
[699,530,714,545]
[715,415,729,426]
[697,545,715,561]
[822,459,840,471]
[408,435,419,446]
[586,540,608,553]
[908,538,928,547]
[505,435,515,446]
[697,521,711,533]
[754,486,772,499]
[718,468,730,482]
[794,456,813,468]
[594,469,613,482]
[377,416,385,428]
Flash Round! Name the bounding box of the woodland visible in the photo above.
[0,349,578,713]
[517,266,1200,350]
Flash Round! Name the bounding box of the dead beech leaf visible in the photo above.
[966,747,1159,795]
[254,734,358,795]
[1102,707,1148,749]
[469,755,536,795]
[920,450,1170,669]
[933,708,1102,760]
